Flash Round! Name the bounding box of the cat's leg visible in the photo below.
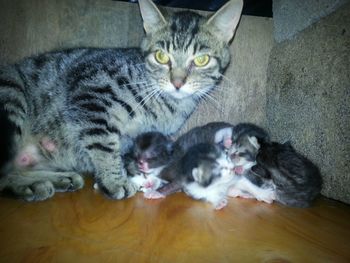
[0,170,84,201]
[83,135,138,199]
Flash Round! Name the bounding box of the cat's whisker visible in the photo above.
[121,83,159,107]
[131,85,160,114]
[195,88,224,115]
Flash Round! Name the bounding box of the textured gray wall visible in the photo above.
[273,0,349,42]
[267,2,350,203]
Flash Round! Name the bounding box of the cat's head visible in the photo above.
[138,0,243,99]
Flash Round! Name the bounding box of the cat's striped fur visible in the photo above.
[0,0,243,201]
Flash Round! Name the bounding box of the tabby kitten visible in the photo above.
[0,0,243,201]
[253,141,323,207]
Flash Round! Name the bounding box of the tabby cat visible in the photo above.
[0,0,243,201]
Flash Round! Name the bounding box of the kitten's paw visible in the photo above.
[214,198,228,210]
[100,179,138,199]
[257,189,276,204]
[13,181,55,202]
[144,190,165,199]
[143,180,155,190]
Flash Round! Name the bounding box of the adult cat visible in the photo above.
[0,0,243,201]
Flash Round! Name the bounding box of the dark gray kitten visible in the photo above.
[0,0,244,201]
[123,131,173,192]
[252,141,323,208]
[173,121,234,158]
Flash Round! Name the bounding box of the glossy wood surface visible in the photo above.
[1,179,350,263]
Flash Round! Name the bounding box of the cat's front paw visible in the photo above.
[54,172,84,192]
[99,179,138,199]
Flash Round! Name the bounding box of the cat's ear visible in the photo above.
[138,0,166,34]
[248,136,260,150]
[206,0,243,43]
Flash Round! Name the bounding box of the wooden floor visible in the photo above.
[1,179,350,263]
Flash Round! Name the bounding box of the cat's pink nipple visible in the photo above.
[41,138,56,152]
[16,154,32,167]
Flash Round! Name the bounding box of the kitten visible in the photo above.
[124,132,173,193]
[173,122,234,158]
[146,143,234,210]
[143,122,235,198]
[227,134,276,203]
[0,0,243,201]
[252,141,323,207]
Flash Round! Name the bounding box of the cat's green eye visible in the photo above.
[193,54,210,67]
[155,50,170,64]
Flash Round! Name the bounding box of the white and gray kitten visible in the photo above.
[146,143,234,210]
[227,134,276,204]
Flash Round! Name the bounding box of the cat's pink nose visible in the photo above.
[172,79,184,89]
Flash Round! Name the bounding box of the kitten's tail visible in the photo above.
[0,107,16,177]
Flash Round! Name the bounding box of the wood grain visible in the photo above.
[0,179,349,262]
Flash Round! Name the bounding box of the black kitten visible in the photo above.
[252,141,323,208]
[123,132,173,192]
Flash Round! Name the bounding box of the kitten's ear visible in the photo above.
[138,0,166,34]
[206,0,243,43]
[214,127,233,147]
[165,142,173,154]
[192,168,202,182]
[248,136,260,150]
[283,141,294,150]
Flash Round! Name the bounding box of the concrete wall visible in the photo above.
[267,2,350,203]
